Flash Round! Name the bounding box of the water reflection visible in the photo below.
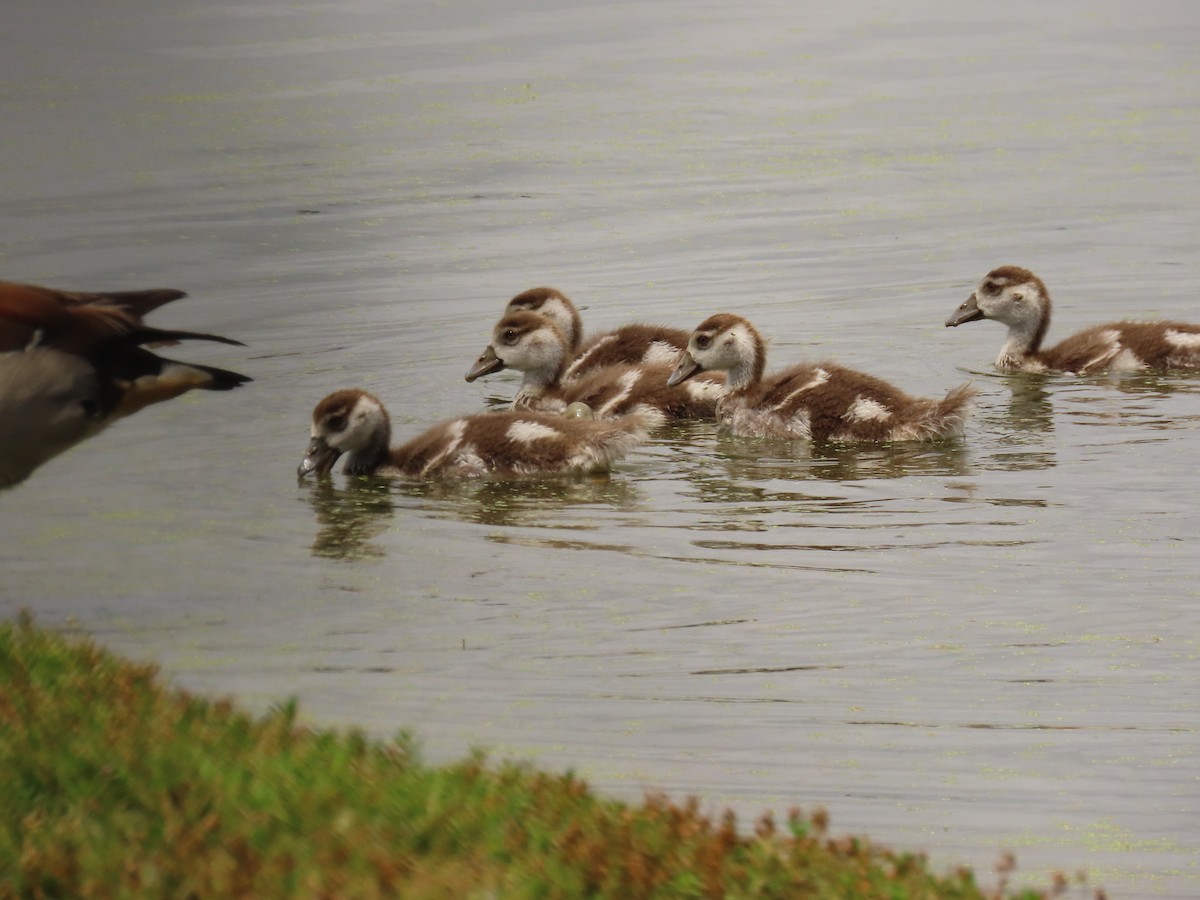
[1108,371,1200,396]
[693,433,973,487]
[978,368,1200,442]
[999,375,1055,433]
[970,374,1057,472]
[302,472,644,560]
[302,479,395,561]
[392,474,642,528]
[1063,372,1200,432]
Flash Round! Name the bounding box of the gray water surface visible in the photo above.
[2,2,1199,896]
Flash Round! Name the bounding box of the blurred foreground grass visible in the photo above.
[0,614,1078,899]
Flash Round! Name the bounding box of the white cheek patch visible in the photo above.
[1165,329,1200,349]
[358,393,382,411]
[504,333,555,370]
[507,420,563,444]
[355,395,385,421]
[642,341,680,366]
[728,325,760,362]
[334,395,386,450]
[846,396,892,422]
[541,299,574,338]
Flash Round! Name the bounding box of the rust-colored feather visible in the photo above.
[0,279,250,488]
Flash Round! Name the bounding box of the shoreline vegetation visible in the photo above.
[1,614,1093,899]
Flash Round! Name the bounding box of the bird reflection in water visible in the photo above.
[1000,374,1055,432]
[969,374,1056,473]
[698,432,973,487]
[301,472,641,559]
[302,478,394,561]
[1108,370,1200,398]
[409,474,641,529]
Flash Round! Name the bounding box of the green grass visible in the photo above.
[0,614,1072,899]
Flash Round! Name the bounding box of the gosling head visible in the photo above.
[298,389,390,478]
[668,313,762,387]
[947,266,1051,331]
[465,311,569,383]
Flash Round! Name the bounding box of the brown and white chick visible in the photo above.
[298,388,651,479]
[668,313,975,442]
[0,279,250,489]
[505,286,691,381]
[946,265,1200,374]
[465,309,725,427]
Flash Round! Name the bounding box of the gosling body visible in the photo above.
[670,313,974,442]
[946,266,1200,374]
[504,287,691,380]
[299,388,650,479]
[466,310,724,425]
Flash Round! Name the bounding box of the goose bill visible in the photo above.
[464,345,505,382]
[298,435,341,478]
[666,350,701,386]
[945,293,985,327]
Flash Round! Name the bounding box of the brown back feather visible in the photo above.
[389,409,648,476]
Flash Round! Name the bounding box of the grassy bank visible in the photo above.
[0,614,1071,899]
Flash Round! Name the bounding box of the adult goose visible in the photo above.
[668,313,975,442]
[465,309,724,426]
[0,280,250,488]
[504,287,691,380]
[946,265,1200,374]
[298,388,651,478]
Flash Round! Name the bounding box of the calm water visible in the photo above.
[2,1,1199,895]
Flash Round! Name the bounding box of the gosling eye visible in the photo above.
[501,329,519,346]
[327,414,347,432]
[694,334,711,349]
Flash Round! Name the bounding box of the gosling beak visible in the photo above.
[465,345,505,382]
[298,435,341,478]
[667,350,702,386]
[946,293,985,327]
